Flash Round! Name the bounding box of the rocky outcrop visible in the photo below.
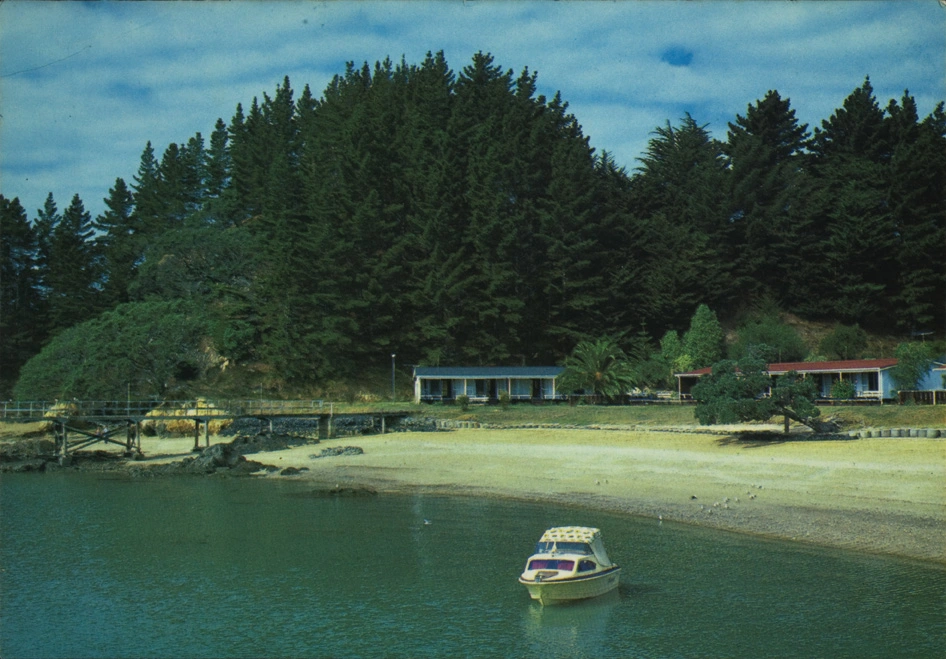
[310,446,364,458]
[129,441,279,477]
[129,432,314,477]
[0,437,56,462]
[295,484,378,497]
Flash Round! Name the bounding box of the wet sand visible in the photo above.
[142,427,946,564]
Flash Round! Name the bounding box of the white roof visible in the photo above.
[538,526,614,567]
[539,526,601,543]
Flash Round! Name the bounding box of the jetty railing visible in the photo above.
[0,399,326,421]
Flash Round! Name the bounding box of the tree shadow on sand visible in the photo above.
[715,431,856,448]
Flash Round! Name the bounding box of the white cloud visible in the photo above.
[2,0,943,219]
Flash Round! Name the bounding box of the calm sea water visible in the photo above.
[1,472,943,659]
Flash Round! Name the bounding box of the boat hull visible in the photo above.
[519,566,621,605]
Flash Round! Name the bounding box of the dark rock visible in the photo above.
[227,432,311,456]
[0,438,56,463]
[306,485,377,497]
[219,414,443,439]
[280,466,309,476]
[224,459,278,476]
[310,446,364,459]
[220,418,324,439]
[3,459,48,473]
[394,417,440,432]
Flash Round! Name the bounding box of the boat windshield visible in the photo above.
[528,559,575,571]
[556,542,592,554]
[534,541,593,555]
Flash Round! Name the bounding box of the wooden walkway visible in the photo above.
[1,399,412,465]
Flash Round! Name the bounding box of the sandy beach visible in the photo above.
[136,427,946,564]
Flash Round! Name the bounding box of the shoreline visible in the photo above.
[7,426,945,565]
[248,428,946,565]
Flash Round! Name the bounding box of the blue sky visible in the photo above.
[1,0,944,220]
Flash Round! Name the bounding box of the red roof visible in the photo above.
[676,358,898,378]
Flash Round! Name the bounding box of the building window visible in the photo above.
[510,379,531,397]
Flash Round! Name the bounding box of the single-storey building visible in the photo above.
[675,358,902,401]
[413,366,565,404]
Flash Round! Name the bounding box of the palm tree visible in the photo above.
[558,337,638,402]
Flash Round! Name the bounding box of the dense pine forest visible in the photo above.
[2,52,944,400]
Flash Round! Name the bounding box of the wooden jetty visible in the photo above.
[1,400,413,465]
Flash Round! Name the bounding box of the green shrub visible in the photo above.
[456,394,470,411]
[13,300,209,400]
[819,324,868,360]
[729,316,806,363]
[891,342,934,390]
[830,379,856,400]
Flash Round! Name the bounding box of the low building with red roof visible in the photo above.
[676,358,905,401]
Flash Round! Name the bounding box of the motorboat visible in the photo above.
[518,526,620,605]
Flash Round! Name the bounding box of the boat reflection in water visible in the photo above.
[521,588,622,658]
[519,526,621,605]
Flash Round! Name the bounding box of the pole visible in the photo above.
[391,353,396,402]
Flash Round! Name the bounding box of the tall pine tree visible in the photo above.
[803,78,898,325]
[46,194,99,334]
[93,177,138,306]
[724,90,810,304]
[0,196,44,391]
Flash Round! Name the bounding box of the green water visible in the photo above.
[1,473,943,658]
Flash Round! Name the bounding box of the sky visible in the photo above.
[1,0,944,221]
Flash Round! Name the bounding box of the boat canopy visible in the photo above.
[537,526,613,567]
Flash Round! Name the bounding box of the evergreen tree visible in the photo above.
[885,94,946,332]
[0,196,44,391]
[656,329,691,386]
[180,133,208,217]
[399,52,466,366]
[630,115,733,332]
[46,194,99,334]
[802,78,897,325]
[32,192,60,296]
[682,304,725,369]
[157,142,190,224]
[17,53,934,396]
[93,177,138,306]
[724,90,810,303]
[537,93,612,357]
[451,52,531,363]
[590,151,642,338]
[131,141,165,236]
[205,117,231,202]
